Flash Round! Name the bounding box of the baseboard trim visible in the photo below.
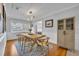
[49,40,57,44]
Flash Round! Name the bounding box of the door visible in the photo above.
[58,17,75,50]
[58,19,65,48]
[64,17,75,50]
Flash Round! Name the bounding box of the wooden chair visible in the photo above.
[36,37,49,55]
[22,36,34,55]
[17,35,25,52]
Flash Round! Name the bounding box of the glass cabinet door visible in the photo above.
[58,20,64,30]
[66,17,74,30]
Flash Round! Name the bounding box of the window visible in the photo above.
[11,22,23,33]
[37,21,42,34]
[10,21,29,33]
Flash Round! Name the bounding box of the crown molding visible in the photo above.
[35,4,79,21]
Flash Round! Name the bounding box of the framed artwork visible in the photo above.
[45,19,53,27]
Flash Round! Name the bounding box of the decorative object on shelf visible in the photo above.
[45,19,53,27]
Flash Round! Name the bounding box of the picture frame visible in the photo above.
[45,19,53,27]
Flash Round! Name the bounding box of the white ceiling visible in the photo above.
[4,3,79,21]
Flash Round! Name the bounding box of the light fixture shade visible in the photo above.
[29,11,32,14]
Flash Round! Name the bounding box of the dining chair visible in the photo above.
[36,37,49,55]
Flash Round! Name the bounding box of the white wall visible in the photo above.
[33,5,79,51]
[6,17,30,39]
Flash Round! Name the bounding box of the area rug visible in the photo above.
[15,41,48,56]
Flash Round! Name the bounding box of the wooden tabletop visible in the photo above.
[19,33,45,39]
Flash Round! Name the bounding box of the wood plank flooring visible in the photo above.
[4,40,67,56]
[48,43,67,56]
[4,40,18,56]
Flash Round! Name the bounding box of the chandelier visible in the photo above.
[28,11,35,33]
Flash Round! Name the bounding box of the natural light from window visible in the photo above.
[37,21,42,33]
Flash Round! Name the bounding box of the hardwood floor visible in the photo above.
[4,40,67,56]
[48,43,67,56]
[4,40,18,56]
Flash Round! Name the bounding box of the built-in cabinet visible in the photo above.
[57,17,75,50]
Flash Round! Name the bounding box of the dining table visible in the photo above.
[20,33,46,39]
[16,32,49,56]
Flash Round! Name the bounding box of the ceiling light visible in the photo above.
[29,11,32,14]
